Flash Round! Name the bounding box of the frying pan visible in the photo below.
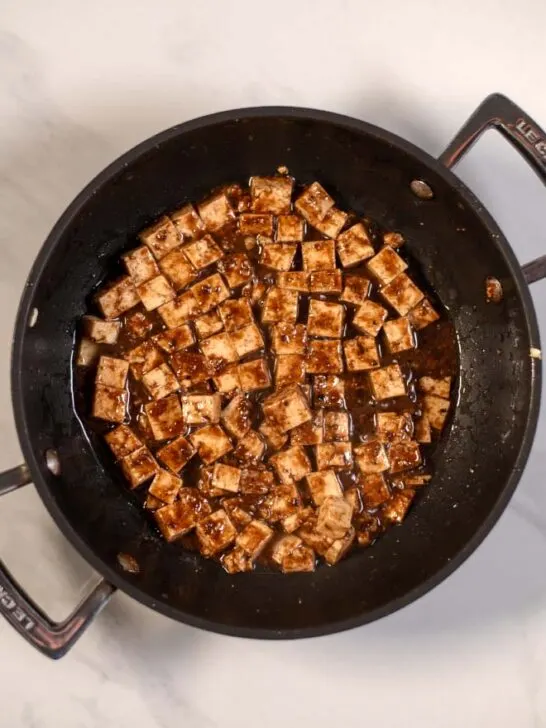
[1,93,545,659]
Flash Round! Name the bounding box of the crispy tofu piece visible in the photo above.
[422,395,450,431]
[260,242,297,271]
[120,446,157,488]
[233,431,266,463]
[367,246,408,286]
[240,468,275,494]
[307,299,344,338]
[139,216,180,259]
[306,340,343,374]
[353,300,388,337]
[259,419,289,450]
[191,424,233,464]
[313,375,345,408]
[301,240,336,271]
[376,412,413,443]
[271,534,302,564]
[271,323,307,355]
[213,363,241,394]
[418,376,452,398]
[145,493,164,511]
[306,470,343,505]
[309,270,343,294]
[324,411,350,441]
[194,309,224,340]
[153,324,194,354]
[157,435,195,472]
[105,425,142,459]
[355,440,389,473]
[222,393,253,439]
[239,213,274,235]
[277,272,309,291]
[369,364,406,400]
[282,506,314,534]
[295,182,335,222]
[181,393,221,424]
[290,408,323,446]
[336,223,374,267]
[409,298,439,330]
[122,246,160,286]
[125,341,164,379]
[263,385,312,432]
[381,489,415,524]
[158,290,198,328]
[158,248,196,290]
[223,547,253,573]
[149,469,182,504]
[359,473,390,508]
[192,273,230,313]
[82,316,121,345]
[340,275,371,305]
[277,214,305,242]
[183,234,224,270]
[381,273,424,316]
[312,207,348,238]
[270,446,312,483]
[231,323,264,358]
[125,311,154,340]
[277,539,316,573]
[236,520,273,557]
[389,440,421,473]
[324,527,355,566]
[211,463,241,493]
[96,276,139,319]
[196,509,237,556]
[316,496,353,539]
[250,176,293,214]
[219,298,254,332]
[170,203,205,239]
[383,231,405,248]
[76,338,99,367]
[238,358,271,391]
[96,355,129,390]
[222,496,253,527]
[414,415,432,444]
[141,363,179,400]
[275,354,306,387]
[297,515,334,555]
[171,352,212,389]
[315,442,353,471]
[137,275,176,312]
[93,385,127,423]
[383,317,415,353]
[155,489,211,542]
[218,252,253,288]
[200,332,239,371]
[267,482,302,521]
[197,192,235,232]
[144,394,185,441]
[344,336,380,371]
[196,466,225,499]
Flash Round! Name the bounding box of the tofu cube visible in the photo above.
[295,182,335,222]
[139,216,180,259]
[104,425,142,459]
[353,300,388,336]
[275,354,306,387]
[196,466,225,499]
[197,192,235,232]
[238,358,271,391]
[153,324,194,354]
[222,496,253,526]
[76,338,99,367]
[96,276,139,319]
[383,231,405,248]
[250,176,293,214]
[122,246,160,286]
[340,275,371,305]
[324,528,355,566]
[120,446,157,488]
[145,494,164,511]
[422,395,450,430]
[158,248,196,290]
[324,411,350,441]
[149,469,182,504]
[211,463,241,493]
[236,520,273,557]
[82,316,121,345]
[262,287,299,324]
[375,412,413,443]
[275,538,316,573]
[170,203,205,239]
[125,311,154,340]
[271,323,307,354]
[262,385,312,432]
[158,290,198,328]
[194,309,224,340]
[144,394,185,441]
[93,385,127,423]
[277,214,305,242]
[219,298,254,332]
[313,375,345,408]
[381,273,425,316]
[137,275,176,311]
[301,240,336,270]
[316,442,353,471]
[157,435,196,472]
[142,363,179,400]
[191,424,233,464]
[231,323,264,358]
[259,419,289,450]
[409,298,439,330]
[183,234,224,270]
[125,341,164,379]
[343,336,380,371]
[336,223,374,268]
[359,473,391,508]
[270,446,312,483]
[309,270,343,294]
[306,470,343,505]
[306,339,344,374]
[381,489,415,524]
[181,393,221,425]
[155,489,211,542]
[222,547,253,574]
[290,409,323,446]
[171,352,212,389]
[367,246,408,285]
[414,415,432,444]
[267,482,302,521]
[369,364,406,400]
[316,496,353,539]
[239,467,275,494]
[355,440,389,473]
[418,376,452,398]
[192,273,230,313]
[307,299,344,338]
[389,440,422,473]
[239,213,274,235]
[312,207,348,238]
[200,332,239,371]
[96,355,129,390]
[260,242,297,271]
[222,393,253,439]
[196,509,237,556]
[277,272,309,291]
[233,431,266,463]
[213,363,241,394]
[383,317,415,353]
[281,506,314,534]
[218,253,253,288]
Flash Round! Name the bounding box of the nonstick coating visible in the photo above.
[11,108,541,637]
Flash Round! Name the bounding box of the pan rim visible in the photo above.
[10,105,542,638]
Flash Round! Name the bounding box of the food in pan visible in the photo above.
[76,173,457,573]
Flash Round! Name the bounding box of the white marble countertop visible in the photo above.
[1,1,546,726]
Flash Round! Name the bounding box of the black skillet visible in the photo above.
[1,93,545,659]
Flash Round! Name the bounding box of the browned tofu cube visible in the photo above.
[340,275,371,305]
[369,364,406,400]
[200,332,239,370]
[259,419,289,450]
[389,440,421,473]
[381,273,424,316]
[309,270,343,294]
[213,363,241,394]
[123,246,160,286]
[316,442,353,471]
[233,431,266,463]
[359,473,390,508]
[238,358,271,391]
[155,489,211,542]
[192,273,230,313]
[381,489,415,524]
[418,376,452,398]
[231,323,264,358]
[295,182,335,222]
[414,415,432,443]
[275,354,306,387]
[240,468,275,494]
[336,223,374,267]
[236,520,273,557]
[137,275,176,311]
[181,393,221,425]
[239,213,274,235]
[125,311,154,340]
[74,336,97,366]
[422,395,450,430]
[222,496,253,527]
[149,469,182,504]
[171,352,212,389]
[308,299,344,338]
[375,412,413,443]
[93,385,127,423]
[260,242,297,271]
[306,340,343,374]
[219,298,254,332]
[218,252,253,288]
[355,440,389,473]
[277,539,316,573]
[145,493,164,511]
[290,409,323,446]
[301,240,336,271]
[277,214,305,242]
[324,411,350,441]
[324,528,355,566]
[262,385,312,432]
[158,248,196,290]
[306,470,343,505]
[120,446,158,488]
[82,316,121,345]
[196,509,237,556]
[316,496,353,539]
[158,290,198,328]
[183,234,224,270]
[105,425,142,459]
[344,336,380,371]
[313,375,345,408]
[153,324,194,354]
[141,363,179,400]
[222,393,253,439]
[144,394,185,441]
[353,300,388,337]
[367,246,408,285]
[408,298,439,330]
[196,466,224,499]
[211,463,241,493]
[312,207,348,238]
[281,506,314,534]
[170,204,204,239]
[250,176,293,214]
[271,323,307,354]
[277,272,309,291]
[270,446,312,483]
[383,317,415,353]
[197,192,235,232]
[125,341,164,379]
[96,355,129,390]
[383,231,405,248]
[222,547,253,573]
[139,216,180,259]
[194,309,224,340]
[157,435,195,472]
[96,276,139,319]
[191,424,233,464]
[266,482,302,521]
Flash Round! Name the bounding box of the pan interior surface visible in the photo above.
[13,110,538,636]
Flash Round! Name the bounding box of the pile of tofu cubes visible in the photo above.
[77,175,452,574]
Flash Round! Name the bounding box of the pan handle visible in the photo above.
[0,464,116,659]
[439,92,546,285]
